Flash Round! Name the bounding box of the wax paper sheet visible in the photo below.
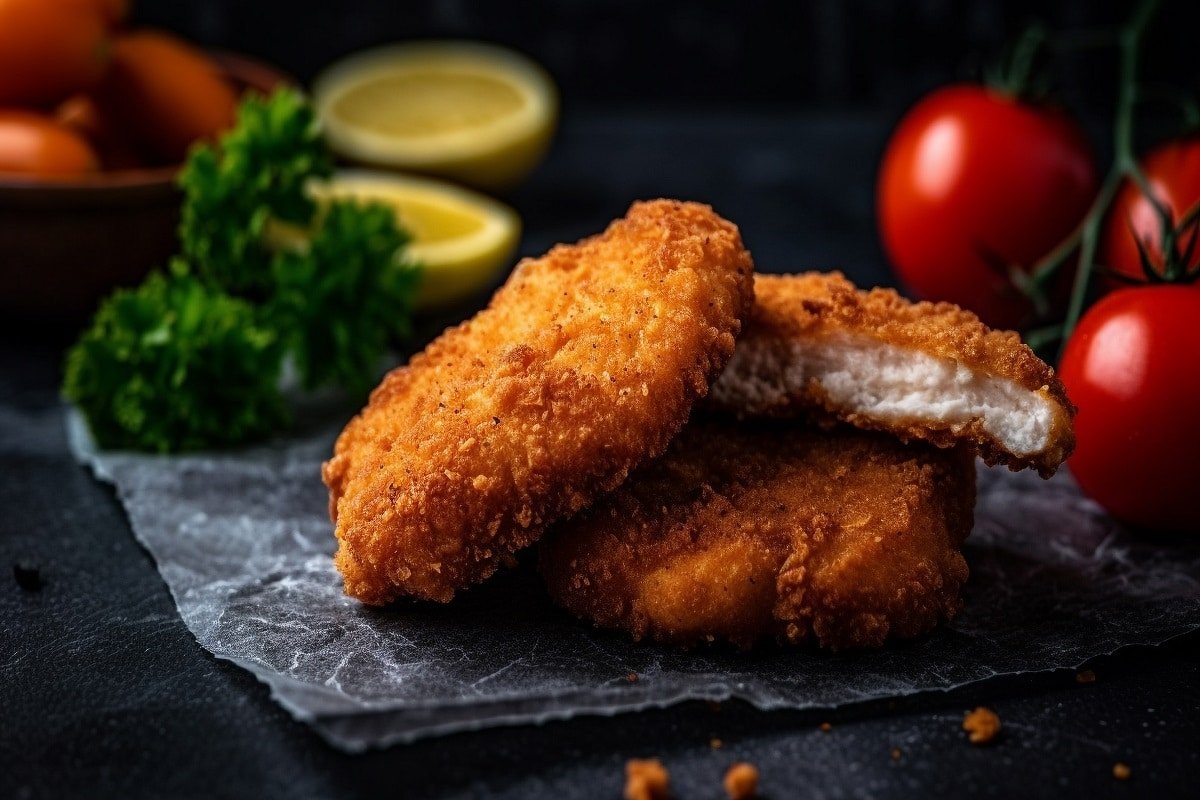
[67,409,1200,752]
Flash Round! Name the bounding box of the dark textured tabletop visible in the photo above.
[3,109,1199,799]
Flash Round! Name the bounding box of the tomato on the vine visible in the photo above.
[1058,285,1200,532]
[878,85,1098,329]
[1099,137,1200,287]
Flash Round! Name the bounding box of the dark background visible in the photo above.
[136,0,1197,116]
[5,2,1200,799]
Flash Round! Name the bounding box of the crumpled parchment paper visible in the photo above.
[67,409,1200,752]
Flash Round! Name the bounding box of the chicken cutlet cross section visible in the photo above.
[709,272,1075,476]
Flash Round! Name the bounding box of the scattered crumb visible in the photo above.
[13,561,42,592]
[706,700,723,712]
[624,758,670,800]
[626,672,639,683]
[1076,669,1097,684]
[819,722,833,732]
[710,738,723,750]
[1113,762,1131,781]
[723,762,759,800]
[890,748,903,761]
[963,707,1001,745]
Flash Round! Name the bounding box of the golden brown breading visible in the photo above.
[323,200,755,604]
[624,759,670,800]
[708,273,1075,476]
[723,762,760,800]
[962,707,1002,745]
[539,419,975,650]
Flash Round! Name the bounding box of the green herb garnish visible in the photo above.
[64,89,420,453]
[179,89,332,297]
[63,264,287,453]
[268,199,420,394]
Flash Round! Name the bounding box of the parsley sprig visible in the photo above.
[268,200,419,394]
[64,89,421,453]
[64,263,287,453]
[180,88,331,297]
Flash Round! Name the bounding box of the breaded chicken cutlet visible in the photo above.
[709,273,1075,476]
[323,200,755,604]
[539,420,975,650]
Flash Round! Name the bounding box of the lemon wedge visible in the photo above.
[314,41,558,191]
[312,170,521,310]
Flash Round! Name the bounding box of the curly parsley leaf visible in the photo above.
[63,265,287,453]
[268,199,422,394]
[178,88,333,298]
[66,89,421,453]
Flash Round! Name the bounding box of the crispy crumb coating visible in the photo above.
[323,200,755,604]
[963,706,1002,745]
[723,762,759,800]
[539,418,975,650]
[708,273,1075,476]
[624,759,670,800]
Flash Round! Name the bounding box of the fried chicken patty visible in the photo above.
[708,273,1075,476]
[323,200,755,604]
[539,419,975,650]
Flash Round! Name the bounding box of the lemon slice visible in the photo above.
[313,170,521,309]
[314,41,558,191]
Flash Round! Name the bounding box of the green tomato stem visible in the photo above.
[1053,0,1161,353]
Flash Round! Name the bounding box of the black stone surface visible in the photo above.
[3,111,1199,798]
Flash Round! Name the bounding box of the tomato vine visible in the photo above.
[1018,0,1199,351]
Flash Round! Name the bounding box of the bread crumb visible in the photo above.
[819,722,833,732]
[723,762,759,800]
[962,707,1001,745]
[710,738,723,749]
[625,758,669,800]
[890,747,903,761]
[626,672,639,683]
[1075,669,1097,684]
[1113,762,1131,781]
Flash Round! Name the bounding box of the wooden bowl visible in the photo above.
[0,52,293,326]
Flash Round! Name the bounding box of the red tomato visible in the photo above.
[55,94,146,170]
[1058,286,1200,532]
[0,0,111,107]
[90,0,130,27]
[1099,137,1200,287]
[0,110,100,178]
[96,30,237,164]
[878,85,1098,329]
